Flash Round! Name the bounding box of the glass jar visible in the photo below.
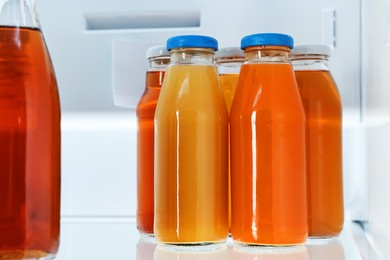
[136,45,170,236]
[0,1,61,259]
[291,44,344,238]
[154,35,229,244]
[230,33,307,245]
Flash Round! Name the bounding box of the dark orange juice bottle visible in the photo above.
[0,1,61,258]
[291,45,344,238]
[136,45,170,236]
[230,33,307,245]
[215,47,244,233]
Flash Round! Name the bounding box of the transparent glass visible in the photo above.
[215,56,244,113]
[136,55,169,236]
[291,54,344,238]
[230,46,307,245]
[154,47,229,244]
[0,0,61,259]
[215,54,243,235]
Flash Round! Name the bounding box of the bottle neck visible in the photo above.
[290,54,329,71]
[170,48,215,65]
[0,0,40,28]
[148,56,170,71]
[215,57,244,74]
[244,46,291,64]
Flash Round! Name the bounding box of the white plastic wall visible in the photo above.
[362,0,390,258]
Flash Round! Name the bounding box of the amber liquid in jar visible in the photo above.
[295,70,344,238]
[0,26,61,258]
[136,70,165,235]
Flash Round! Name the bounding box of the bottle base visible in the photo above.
[0,250,55,260]
[139,231,155,240]
[157,241,227,253]
[307,235,340,244]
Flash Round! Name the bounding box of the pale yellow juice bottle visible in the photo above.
[154,35,229,244]
[215,47,244,232]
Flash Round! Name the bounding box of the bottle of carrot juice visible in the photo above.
[230,33,307,245]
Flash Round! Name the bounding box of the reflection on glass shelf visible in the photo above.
[154,243,229,260]
[231,244,308,260]
[137,235,157,260]
[306,238,345,260]
[135,237,346,260]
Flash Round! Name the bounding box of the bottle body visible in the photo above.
[230,36,307,245]
[136,48,169,236]
[154,40,229,244]
[0,26,61,258]
[292,50,344,238]
[215,48,244,233]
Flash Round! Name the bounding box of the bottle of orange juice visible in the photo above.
[215,47,244,233]
[230,33,307,245]
[154,35,229,244]
[136,45,170,236]
[291,44,344,238]
[215,47,244,112]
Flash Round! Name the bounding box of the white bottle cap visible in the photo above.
[215,46,244,59]
[146,45,170,59]
[291,44,332,57]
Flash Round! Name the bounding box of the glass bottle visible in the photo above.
[290,44,344,238]
[215,47,244,113]
[230,33,307,245]
[136,45,169,236]
[0,0,61,259]
[154,35,229,244]
[215,46,244,233]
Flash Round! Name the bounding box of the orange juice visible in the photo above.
[295,71,343,237]
[230,33,307,245]
[154,35,229,244]
[215,47,244,112]
[220,74,239,113]
[215,47,244,233]
[291,45,343,238]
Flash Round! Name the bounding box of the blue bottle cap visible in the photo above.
[241,33,294,50]
[167,35,218,51]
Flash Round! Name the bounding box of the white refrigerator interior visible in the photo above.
[34,0,388,259]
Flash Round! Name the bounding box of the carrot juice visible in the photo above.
[291,45,344,238]
[230,33,307,245]
[154,35,229,244]
[136,46,169,236]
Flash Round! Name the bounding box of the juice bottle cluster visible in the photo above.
[136,33,344,246]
